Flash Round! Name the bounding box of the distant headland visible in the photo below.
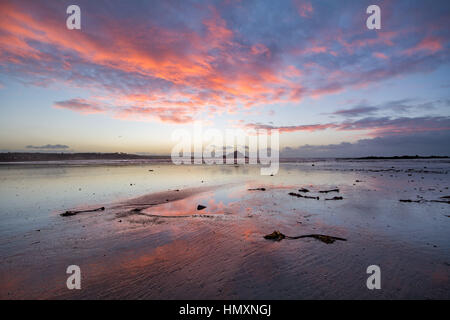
[348,155,449,160]
[0,152,169,162]
[0,153,448,162]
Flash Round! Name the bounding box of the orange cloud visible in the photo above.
[0,1,310,122]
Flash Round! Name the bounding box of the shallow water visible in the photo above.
[0,160,449,299]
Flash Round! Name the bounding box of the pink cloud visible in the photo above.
[54,97,200,124]
[1,0,449,126]
[292,45,328,56]
[0,1,311,119]
[242,122,338,133]
[403,37,443,56]
[251,43,271,57]
[338,31,398,54]
[284,65,302,78]
[294,0,314,18]
[53,99,105,115]
[373,52,388,59]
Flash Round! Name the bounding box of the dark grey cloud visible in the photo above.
[331,98,450,119]
[244,115,450,136]
[26,144,70,150]
[281,131,450,158]
[332,106,378,117]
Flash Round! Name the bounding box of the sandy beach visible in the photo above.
[0,159,449,299]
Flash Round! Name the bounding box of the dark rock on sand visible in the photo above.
[289,192,319,200]
[197,205,207,210]
[264,230,347,244]
[430,200,450,204]
[325,196,343,201]
[60,207,105,217]
[399,199,450,204]
[298,188,310,193]
[399,199,419,203]
[248,188,266,191]
[319,189,340,193]
[264,230,286,241]
[300,234,346,244]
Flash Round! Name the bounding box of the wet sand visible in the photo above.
[0,160,449,299]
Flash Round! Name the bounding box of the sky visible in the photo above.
[0,0,449,157]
